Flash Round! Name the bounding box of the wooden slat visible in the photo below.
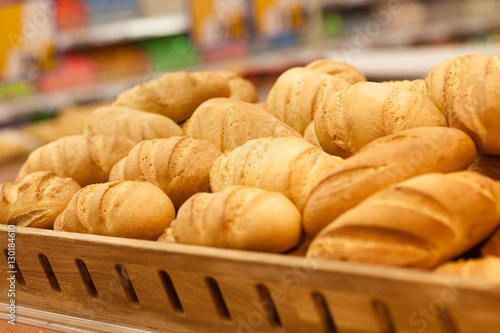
[1,225,500,333]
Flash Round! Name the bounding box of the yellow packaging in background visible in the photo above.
[0,0,55,80]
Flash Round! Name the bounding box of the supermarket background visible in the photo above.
[1,0,500,180]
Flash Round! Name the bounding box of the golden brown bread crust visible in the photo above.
[435,256,500,284]
[209,137,343,211]
[16,134,135,187]
[216,70,259,103]
[113,71,231,123]
[305,60,366,84]
[109,137,221,209]
[425,54,500,119]
[382,79,428,95]
[303,121,321,148]
[307,171,500,269]
[84,106,183,143]
[449,72,500,154]
[0,171,81,228]
[303,127,477,237]
[183,98,301,151]
[266,67,350,134]
[468,155,500,181]
[314,82,447,158]
[54,181,175,240]
[160,186,302,253]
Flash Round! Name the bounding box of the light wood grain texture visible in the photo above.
[1,225,500,333]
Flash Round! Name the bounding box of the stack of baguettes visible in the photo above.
[2,55,500,282]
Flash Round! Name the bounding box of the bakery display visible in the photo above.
[109,136,221,209]
[159,186,301,253]
[113,71,231,123]
[0,171,80,228]
[16,134,135,187]
[307,171,500,269]
[313,82,446,157]
[4,55,500,284]
[210,137,343,211]
[183,98,300,151]
[266,67,350,134]
[303,126,476,237]
[84,106,183,143]
[54,180,175,240]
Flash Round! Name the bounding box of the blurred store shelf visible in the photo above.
[0,75,146,125]
[2,42,500,127]
[58,13,189,50]
[325,42,500,79]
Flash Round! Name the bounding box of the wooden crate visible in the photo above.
[1,224,500,333]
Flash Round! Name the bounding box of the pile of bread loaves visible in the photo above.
[2,54,500,282]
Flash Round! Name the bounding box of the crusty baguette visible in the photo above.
[266,67,350,134]
[183,98,301,151]
[0,171,80,228]
[84,106,183,143]
[314,82,447,157]
[305,60,366,84]
[210,137,343,211]
[449,72,500,154]
[425,54,500,118]
[307,171,500,269]
[382,79,427,95]
[303,127,477,237]
[303,121,321,148]
[468,154,500,181]
[109,137,221,209]
[113,71,231,123]
[16,134,135,187]
[159,186,301,253]
[54,181,175,240]
[216,70,259,103]
[435,256,500,284]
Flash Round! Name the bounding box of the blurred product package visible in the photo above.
[0,0,56,81]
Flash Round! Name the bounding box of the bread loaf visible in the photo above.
[382,79,427,95]
[217,70,259,103]
[303,127,477,237]
[113,71,231,123]
[481,227,500,257]
[307,171,500,269]
[314,82,447,157]
[449,72,500,154]
[54,181,175,240]
[303,121,321,148]
[305,60,366,84]
[159,186,301,253]
[109,137,221,208]
[435,256,500,284]
[0,172,80,228]
[426,54,500,118]
[183,98,301,151]
[16,134,135,187]
[266,67,350,134]
[210,137,343,211]
[84,106,183,143]
[468,155,500,181]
